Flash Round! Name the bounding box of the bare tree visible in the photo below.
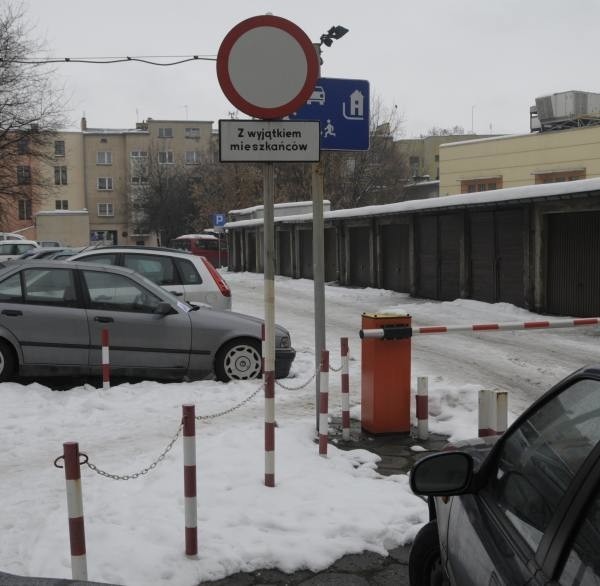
[322,99,409,208]
[0,3,67,227]
[193,159,263,222]
[421,125,466,137]
[132,145,201,244]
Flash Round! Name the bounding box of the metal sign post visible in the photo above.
[295,78,371,430]
[217,14,319,487]
[312,162,325,430]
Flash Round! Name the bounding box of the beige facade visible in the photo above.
[395,134,490,181]
[439,125,600,195]
[17,118,213,245]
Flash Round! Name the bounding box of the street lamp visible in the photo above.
[319,25,349,47]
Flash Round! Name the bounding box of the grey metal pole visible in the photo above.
[263,162,276,486]
[312,161,326,431]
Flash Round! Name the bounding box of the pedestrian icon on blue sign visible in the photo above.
[291,78,370,151]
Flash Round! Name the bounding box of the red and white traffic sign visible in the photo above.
[217,15,319,120]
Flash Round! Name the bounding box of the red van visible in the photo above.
[169,233,228,268]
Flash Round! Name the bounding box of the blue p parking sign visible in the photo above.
[213,213,226,228]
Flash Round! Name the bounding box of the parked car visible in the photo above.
[38,240,63,247]
[17,247,66,261]
[0,232,25,241]
[69,246,232,310]
[0,240,39,262]
[18,247,87,261]
[409,365,600,586]
[0,260,294,382]
[169,233,228,268]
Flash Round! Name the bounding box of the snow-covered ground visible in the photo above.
[1,271,598,585]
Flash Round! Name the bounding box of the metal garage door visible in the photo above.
[348,226,372,287]
[416,216,438,299]
[380,224,410,292]
[277,230,293,277]
[299,229,313,279]
[438,214,462,300]
[246,231,257,272]
[546,211,600,316]
[469,212,496,302]
[495,209,525,306]
[324,227,338,283]
[469,209,526,306]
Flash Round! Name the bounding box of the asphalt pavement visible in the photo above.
[200,419,448,586]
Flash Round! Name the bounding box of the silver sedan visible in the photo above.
[0,260,295,383]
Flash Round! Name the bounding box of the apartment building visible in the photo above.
[4,117,213,245]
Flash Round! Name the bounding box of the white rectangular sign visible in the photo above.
[219,120,320,162]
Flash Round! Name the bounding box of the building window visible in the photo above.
[534,170,586,184]
[185,150,200,165]
[185,127,200,138]
[54,140,65,157]
[130,150,148,158]
[131,175,149,185]
[55,200,69,210]
[96,151,112,165]
[158,127,173,138]
[17,165,31,185]
[409,156,420,177]
[54,166,68,185]
[97,177,113,190]
[18,199,32,220]
[17,137,29,155]
[158,151,174,164]
[97,203,114,217]
[461,177,502,194]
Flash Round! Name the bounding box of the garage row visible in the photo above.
[225,180,600,317]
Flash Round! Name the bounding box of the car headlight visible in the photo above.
[277,335,291,348]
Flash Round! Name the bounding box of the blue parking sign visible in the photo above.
[213,213,226,227]
[290,78,370,151]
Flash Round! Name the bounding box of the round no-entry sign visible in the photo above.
[217,15,319,120]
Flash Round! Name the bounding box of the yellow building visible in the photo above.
[18,117,213,244]
[439,124,600,195]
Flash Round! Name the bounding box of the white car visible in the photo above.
[0,232,25,241]
[68,246,232,310]
[0,240,39,261]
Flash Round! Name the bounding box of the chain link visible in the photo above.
[196,383,262,420]
[276,370,316,390]
[86,423,183,480]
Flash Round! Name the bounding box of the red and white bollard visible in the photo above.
[340,338,350,441]
[416,376,429,440]
[319,350,330,456]
[101,329,110,390]
[62,442,87,581]
[264,370,275,487]
[478,389,508,436]
[182,405,197,556]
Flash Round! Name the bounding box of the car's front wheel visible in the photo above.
[215,338,261,382]
[409,520,447,586]
[0,340,16,382]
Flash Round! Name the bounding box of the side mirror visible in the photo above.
[154,301,174,316]
[410,451,473,496]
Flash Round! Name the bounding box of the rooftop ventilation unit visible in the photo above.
[530,91,600,132]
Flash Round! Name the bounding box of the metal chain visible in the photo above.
[195,383,262,420]
[276,370,316,390]
[86,423,183,480]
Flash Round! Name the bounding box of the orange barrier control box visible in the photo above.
[361,312,412,434]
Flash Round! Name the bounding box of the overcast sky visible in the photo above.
[23,0,599,138]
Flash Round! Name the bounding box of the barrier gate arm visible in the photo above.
[359,317,600,339]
